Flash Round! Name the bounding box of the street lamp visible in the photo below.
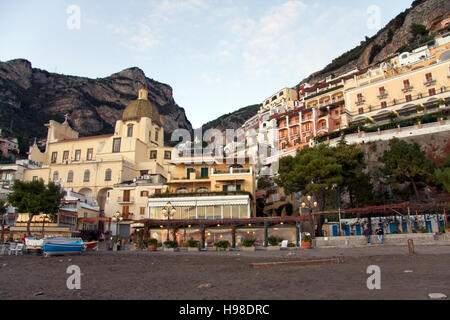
[301,196,318,237]
[112,211,124,236]
[162,202,176,242]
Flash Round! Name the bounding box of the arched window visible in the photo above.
[127,124,133,137]
[196,187,209,193]
[176,188,189,194]
[105,169,112,181]
[83,170,90,182]
[67,171,74,183]
[53,171,59,182]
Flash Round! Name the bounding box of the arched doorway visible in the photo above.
[97,188,113,213]
[78,188,94,203]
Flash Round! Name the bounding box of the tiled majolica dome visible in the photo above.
[122,88,161,124]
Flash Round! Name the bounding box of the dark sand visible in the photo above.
[1,245,449,300]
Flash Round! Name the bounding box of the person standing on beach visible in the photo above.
[376,225,384,244]
[363,225,371,245]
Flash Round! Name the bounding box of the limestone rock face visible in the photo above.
[0,60,193,145]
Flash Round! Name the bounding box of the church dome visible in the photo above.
[122,88,161,124]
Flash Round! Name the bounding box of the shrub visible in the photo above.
[147,238,158,246]
[268,235,281,246]
[214,240,230,250]
[187,239,200,248]
[287,243,296,248]
[302,233,312,242]
[242,238,256,247]
[164,240,178,248]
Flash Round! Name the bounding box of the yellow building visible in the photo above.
[24,88,173,217]
[261,88,299,113]
[345,51,450,125]
[147,156,256,220]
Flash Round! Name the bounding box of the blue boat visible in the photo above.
[42,237,85,256]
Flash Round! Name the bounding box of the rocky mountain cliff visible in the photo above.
[0,59,193,146]
[201,104,261,133]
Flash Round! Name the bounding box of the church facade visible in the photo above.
[23,88,174,218]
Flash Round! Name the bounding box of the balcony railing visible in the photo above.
[424,79,436,86]
[377,92,388,99]
[401,86,413,93]
[117,196,134,203]
[355,99,365,106]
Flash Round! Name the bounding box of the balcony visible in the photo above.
[355,99,365,106]
[117,196,134,204]
[301,117,314,123]
[377,92,388,100]
[402,86,414,93]
[424,79,436,86]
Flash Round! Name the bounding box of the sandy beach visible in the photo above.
[1,245,449,300]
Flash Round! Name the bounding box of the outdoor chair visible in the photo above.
[0,244,7,255]
[7,243,17,255]
[10,243,24,256]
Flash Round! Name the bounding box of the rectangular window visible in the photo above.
[32,176,38,181]
[150,150,157,159]
[63,151,69,161]
[381,101,387,109]
[87,148,93,161]
[223,185,241,192]
[403,79,410,88]
[428,88,436,96]
[425,73,433,82]
[405,95,412,102]
[155,189,162,194]
[127,125,133,137]
[113,138,121,153]
[155,129,159,142]
[186,168,195,179]
[164,151,171,160]
[51,152,57,164]
[200,167,209,178]
[357,93,363,102]
[358,107,364,114]
[75,150,81,161]
[140,191,149,197]
[140,207,145,216]
[379,87,385,95]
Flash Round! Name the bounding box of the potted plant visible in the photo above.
[241,238,256,252]
[267,235,281,250]
[416,226,428,234]
[301,233,312,249]
[214,240,230,251]
[187,239,200,252]
[163,240,178,252]
[147,238,158,251]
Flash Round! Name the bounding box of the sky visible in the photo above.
[0,0,413,128]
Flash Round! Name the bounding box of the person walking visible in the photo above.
[363,225,372,245]
[376,225,384,244]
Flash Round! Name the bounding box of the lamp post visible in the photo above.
[301,195,318,237]
[162,202,176,242]
[112,211,124,236]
